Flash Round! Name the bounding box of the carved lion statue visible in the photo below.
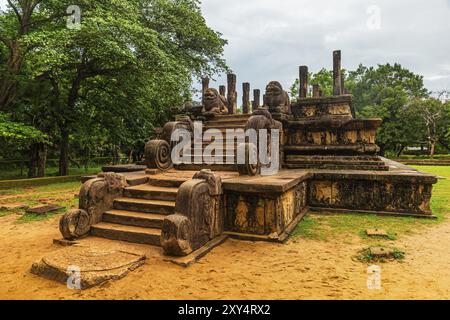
[263,81,291,114]
[203,88,228,115]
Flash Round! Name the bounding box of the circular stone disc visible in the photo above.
[42,247,145,272]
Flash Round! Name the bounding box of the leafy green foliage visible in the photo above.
[0,113,48,148]
[0,0,228,175]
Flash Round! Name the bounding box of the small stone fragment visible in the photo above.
[26,205,64,215]
[53,239,79,247]
[369,247,395,258]
[31,247,146,289]
[366,229,388,237]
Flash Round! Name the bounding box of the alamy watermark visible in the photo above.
[66,5,81,30]
[171,122,280,176]
[66,265,81,290]
[366,5,381,31]
[367,265,382,290]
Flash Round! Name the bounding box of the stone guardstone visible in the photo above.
[31,247,146,289]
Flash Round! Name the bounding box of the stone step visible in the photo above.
[286,155,382,162]
[192,141,242,148]
[103,210,165,229]
[284,163,389,171]
[203,124,246,130]
[124,185,178,201]
[211,114,251,120]
[205,119,249,126]
[113,198,175,215]
[175,163,237,171]
[147,176,190,188]
[180,155,237,162]
[283,144,379,155]
[285,157,383,166]
[91,222,161,246]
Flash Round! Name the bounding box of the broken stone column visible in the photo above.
[333,50,342,96]
[299,66,308,98]
[219,85,226,97]
[242,82,250,114]
[312,84,320,98]
[253,89,261,111]
[227,74,237,114]
[202,77,209,105]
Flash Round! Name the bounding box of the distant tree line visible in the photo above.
[290,64,450,157]
[0,0,228,177]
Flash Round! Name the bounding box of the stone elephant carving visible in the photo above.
[161,170,223,256]
[59,173,128,240]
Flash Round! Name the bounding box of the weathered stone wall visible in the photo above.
[286,127,377,146]
[291,95,354,118]
[225,181,307,236]
[308,176,435,216]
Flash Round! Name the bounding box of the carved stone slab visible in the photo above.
[26,205,64,215]
[31,247,146,289]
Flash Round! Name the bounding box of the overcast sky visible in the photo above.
[2,0,450,97]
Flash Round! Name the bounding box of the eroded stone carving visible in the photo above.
[203,88,228,115]
[238,109,283,176]
[145,139,173,171]
[59,209,90,240]
[161,170,223,256]
[263,81,291,114]
[59,173,128,240]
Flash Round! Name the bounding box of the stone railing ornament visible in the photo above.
[161,170,223,256]
[59,172,128,240]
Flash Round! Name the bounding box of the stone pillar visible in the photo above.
[299,66,308,98]
[312,84,320,98]
[242,82,250,114]
[227,74,237,114]
[219,85,226,97]
[201,77,209,105]
[341,73,346,94]
[253,89,261,111]
[333,50,342,96]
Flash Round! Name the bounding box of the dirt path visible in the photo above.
[0,213,448,300]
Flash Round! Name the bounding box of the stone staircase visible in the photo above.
[284,155,389,171]
[176,114,251,171]
[90,174,191,246]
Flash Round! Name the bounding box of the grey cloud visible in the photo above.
[199,0,450,98]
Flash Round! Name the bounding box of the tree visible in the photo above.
[1,0,228,176]
[289,63,430,156]
[349,63,429,155]
[407,95,450,156]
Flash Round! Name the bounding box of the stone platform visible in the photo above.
[73,158,436,252]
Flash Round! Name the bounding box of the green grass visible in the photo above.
[356,247,406,263]
[0,166,101,181]
[0,181,81,223]
[292,165,450,243]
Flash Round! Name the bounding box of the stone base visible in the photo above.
[309,168,437,216]
[163,234,228,267]
[31,247,146,289]
[223,172,310,238]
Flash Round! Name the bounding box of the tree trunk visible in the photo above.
[59,129,70,176]
[27,144,38,178]
[37,143,47,177]
[396,145,405,158]
[429,140,436,158]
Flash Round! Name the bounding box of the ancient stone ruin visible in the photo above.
[56,50,437,261]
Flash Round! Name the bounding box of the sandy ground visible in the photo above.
[0,212,449,300]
